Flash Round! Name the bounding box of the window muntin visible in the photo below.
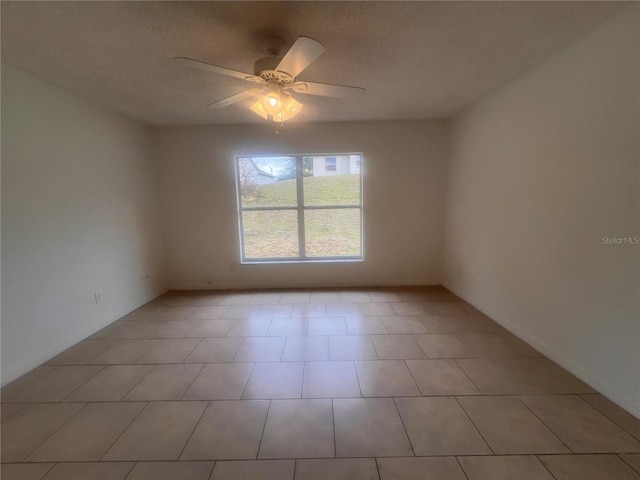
[235,154,363,263]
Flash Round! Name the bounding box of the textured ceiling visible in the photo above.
[1,1,627,125]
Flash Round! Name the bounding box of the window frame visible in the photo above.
[235,153,364,264]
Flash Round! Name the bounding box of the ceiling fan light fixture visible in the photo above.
[250,88,303,122]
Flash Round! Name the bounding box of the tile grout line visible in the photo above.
[255,399,273,460]
[535,454,561,480]
[453,395,495,455]
[98,401,150,462]
[391,397,417,457]
[518,396,574,454]
[176,400,210,461]
[454,456,472,480]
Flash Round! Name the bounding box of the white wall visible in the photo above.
[154,120,449,289]
[444,7,639,415]
[1,65,167,384]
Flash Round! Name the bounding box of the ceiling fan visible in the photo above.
[175,36,365,122]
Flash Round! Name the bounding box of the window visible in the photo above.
[235,154,363,263]
[324,157,337,172]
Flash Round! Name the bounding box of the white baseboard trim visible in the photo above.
[1,288,168,387]
[168,279,441,291]
[444,281,640,419]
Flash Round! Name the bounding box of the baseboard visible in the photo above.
[444,281,640,419]
[169,279,441,291]
[1,287,168,387]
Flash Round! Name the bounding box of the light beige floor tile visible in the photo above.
[303,361,361,398]
[64,365,153,402]
[46,340,118,365]
[282,336,329,361]
[459,455,555,480]
[539,454,640,480]
[390,302,428,316]
[334,397,413,457]
[43,462,134,480]
[381,316,429,334]
[279,292,311,304]
[124,364,203,401]
[1,403,26,422]
[185,319,235,337]
[156,306,198,320]
[185,337,243,363]
[249,292,283,305]
[395,397,491,456]
[189,306,229,320]
[308,318,348,335]
[181,400,269,460]
[243,362,303,399]
[1,402,85,462]
[227,318,271,336]
[125,461,214,480]
[233,337,285,362]
[105,321,158,339]
[454,332,522,357]
[3,366,103,402]
[295,458,379,480]
[377,457,467,480]
[581,394,640,440]
[1,366,56,400]
[456,358,595,394]
[329,335,378,360]
[520,395,640,453]
[422,301,465,316]
[267,318,308,336]
[458,396,570,454]
[309,292,341,304]
[371,335,426,359]
[405,359,480,395]
[189,293,225,306]
[221,305,262,319]
[146,320,200,338]
[136,338,201,363]
[26,402,144,461]
[621,454,640,473]
[357,303,395,316]
[497,331,542,357]
[326,303,361,317]
[355,360,420,397]
[219,293,254,305]
[183,363,253,400]
[103,401,207,460]
[419,315,479,333]
[256,304,294,317]
[368,291,403,303]
[413,334,474,358]
[340,291,373,303]
[345,317,389,335]
[127,462,215,480]
[42,462,129,480]
[292,304,327,317]
[91,339,158,364]
[1,463,54,480]
[211,460,295,480]
[259,399,334,458]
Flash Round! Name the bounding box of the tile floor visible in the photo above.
[2,286,640,479]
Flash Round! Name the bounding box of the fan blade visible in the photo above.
[174,57,264,85]
[288,81,365,99]
[207,88,264,108]
[276,37,325,78]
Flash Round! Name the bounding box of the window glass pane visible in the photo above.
[304,209,361,257]
[242,210,299,259]
[238,157,297,207]
[303,155,361,206]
